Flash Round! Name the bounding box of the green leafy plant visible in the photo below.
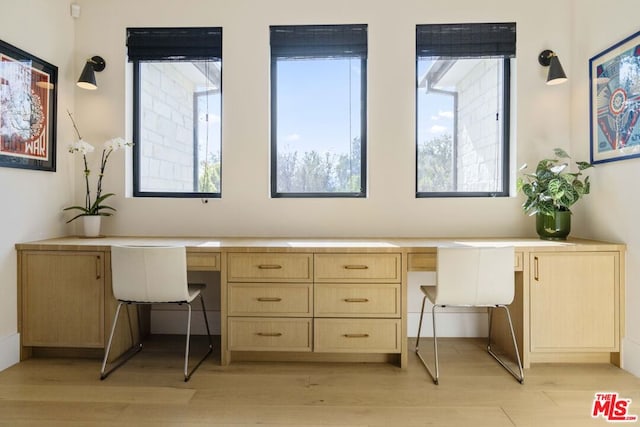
[516,148,593,217]
[63,111,131,223]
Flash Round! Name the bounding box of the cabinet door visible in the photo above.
[530,252,619,352]
[22,251,105,347]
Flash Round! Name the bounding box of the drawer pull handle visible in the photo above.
[257,297,282,302]
[344,333,369,338]
[534,256,539,281]
[344,265,368,270]
[256,332,283,337]
[258,264,283,269]
[344,298,369,303]
[96,255,101,279]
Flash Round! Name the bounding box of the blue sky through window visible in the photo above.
[416,59,454,146]
[276,57,361,155]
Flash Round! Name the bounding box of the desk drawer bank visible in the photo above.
[225,251,403,364]
[16,237,626,370]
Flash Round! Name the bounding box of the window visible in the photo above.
[270,24,367,198]
[416,23,515,197]
[128,27,222,198]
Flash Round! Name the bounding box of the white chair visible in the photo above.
[415,246,524,384]
[100,245,213,382]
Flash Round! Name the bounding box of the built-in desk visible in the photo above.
[16,237,626,369]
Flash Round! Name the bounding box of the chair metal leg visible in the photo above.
[100,302,143,380]
[415,294,427,350]
[414,295,439,385]
[487,305,525,384]
[183,294,214,382]
[200,293,214,351]
[431,306,440,384]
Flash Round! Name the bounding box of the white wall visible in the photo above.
[0,0,76,370]
[71,0,571,239]
[569,0,640,376]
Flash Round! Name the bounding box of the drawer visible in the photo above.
[314,283,401,318]
[314,319,401,353]
[408,252,523,271]
[228,317,312,352]
[227,253,313,282]
[314,253,402,283]
[186,252,220,271]
[407,253,436,271]
[228,283,313,317]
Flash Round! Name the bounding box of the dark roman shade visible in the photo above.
[127,27,222,61]
[270,24,367,59]
[416,22,516,59]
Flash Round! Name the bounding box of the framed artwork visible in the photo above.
[589,30,640,165]
[0,39,57,171]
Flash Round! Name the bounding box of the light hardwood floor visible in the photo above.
[1,336,638,426]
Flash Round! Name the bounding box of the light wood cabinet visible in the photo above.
[529,251,620,353]
[225,251,404,360]
[312,253,403,356]
[21,251,105,348]
[226,253,314,352]
[16,237,624,370]
[19,249,145,362]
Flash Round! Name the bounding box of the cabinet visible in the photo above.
[529,251,620,353]
[19,249,144,361]
[21,251,105,348]
[16,237,624,369]
[225,251,403,357]
[226,252,313,352]
[313,253,402,353]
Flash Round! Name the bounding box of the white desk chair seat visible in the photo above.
[415,246,524,385]
[100,245,213,382]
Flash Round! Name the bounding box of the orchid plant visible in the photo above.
[64,110,131,223]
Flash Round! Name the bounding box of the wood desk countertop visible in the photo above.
[15,235,625,253]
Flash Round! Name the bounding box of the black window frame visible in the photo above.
[415,23,515,198]
[128,27,223,198]
[270,24,368,198]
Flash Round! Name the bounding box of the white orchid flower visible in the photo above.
[104,137,129,151]
[68,139,95,155]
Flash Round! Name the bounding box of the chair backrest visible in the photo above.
[111,245,189,303]
[434,246,515,306]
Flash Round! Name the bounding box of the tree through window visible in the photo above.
[270,24,367,198]
[416,23,515,197]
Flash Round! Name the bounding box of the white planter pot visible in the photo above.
[81,215,102,237]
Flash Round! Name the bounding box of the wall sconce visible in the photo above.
[77,56,106,90]
[538,50,567,85]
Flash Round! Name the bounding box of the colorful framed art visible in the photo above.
[0,39,58,171]
[589,30,640,165]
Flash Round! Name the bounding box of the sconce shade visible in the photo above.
[77,56,106,90]
[538,49,567,85]
[547,55,567,85]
